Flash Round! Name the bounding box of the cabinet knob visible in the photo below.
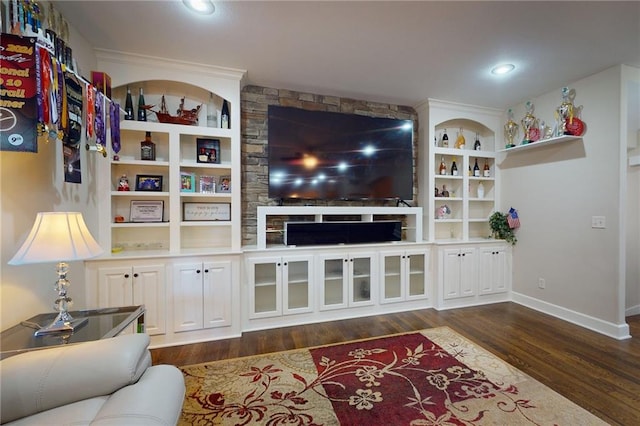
[204,269,209,273]
[284,262,288,266]
[124,274,130,278]
[344,259,348,263]
[277,263,281,266]
[197,269,201,274]
[133,273,139,277]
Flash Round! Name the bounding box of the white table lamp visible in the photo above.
[8,212,103,336]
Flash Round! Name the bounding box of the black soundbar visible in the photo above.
[284,221,402,246]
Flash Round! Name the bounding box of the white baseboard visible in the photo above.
[626,304,640,316]
[512,292,631,340]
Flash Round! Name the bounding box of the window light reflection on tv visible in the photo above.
[268,106,414,201]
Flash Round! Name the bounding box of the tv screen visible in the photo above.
[268,106,414,201]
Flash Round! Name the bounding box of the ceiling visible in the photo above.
[53,1,640,109]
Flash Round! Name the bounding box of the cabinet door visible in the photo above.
[203,261,233,328]
[247,257,282,318]
[406,249,429,300]
[283,255,313,315]
[317,254,348,311]
[380,251,404,303]
[478,247,509,295]
[349,253,375,307]
[459,248,477,297]
[442,249,462,300]
[97,266,134,308]
[133,265,166,336]
[172,262,204,332]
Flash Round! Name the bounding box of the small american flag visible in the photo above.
[507,208,520,229]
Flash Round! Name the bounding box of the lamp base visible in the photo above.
[34,314,88,337]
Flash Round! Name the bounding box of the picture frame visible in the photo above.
[218,175,231,193]
[130,200,164,222]
[135,174,163,192]
[183,202,231,221]
[196,138,221,164]
[180,172,196,192]
[199,175,217,193]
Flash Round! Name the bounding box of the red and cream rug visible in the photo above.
[179,327,606,425]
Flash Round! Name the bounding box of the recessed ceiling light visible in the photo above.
[491,64,515,75]
[183,0,215,15]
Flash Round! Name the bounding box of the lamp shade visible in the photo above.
[8,212,103,265]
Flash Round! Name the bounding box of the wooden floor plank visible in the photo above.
[151,302,640,425]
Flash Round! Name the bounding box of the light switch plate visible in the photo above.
[591,216,606,229]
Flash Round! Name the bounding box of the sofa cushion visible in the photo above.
[0,334,151,423]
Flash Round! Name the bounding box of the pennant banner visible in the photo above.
[1,33,38,152]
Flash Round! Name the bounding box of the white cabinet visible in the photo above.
[317,252,376,310]
[478,246,511,295]
[96,264,166,336]
[246,255,314,319]
[172,260,232,333]
[441,247,477,300]
[379,249,430,304]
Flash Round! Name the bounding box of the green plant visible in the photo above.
[489,212,517,245]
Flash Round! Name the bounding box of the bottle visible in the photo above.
[140,132,156,161]
[451,157,458,176]
[483,160,490,177]
[441,129,449,148]
[455,128,465,149]
[439,157,447,175]
[137,88,147,121]
[477,182,485,199]
[474,133,481,151]
[207,93,217,128]
[468,164,472,176]
[221,99,230,129]
[473,158,480,177]
[124,86,134,120]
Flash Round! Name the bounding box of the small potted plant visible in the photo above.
[489,211,517,245]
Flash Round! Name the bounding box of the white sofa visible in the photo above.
[0,333,185,425]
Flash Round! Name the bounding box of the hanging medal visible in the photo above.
[110,101,121,160]
[95,90,107,157]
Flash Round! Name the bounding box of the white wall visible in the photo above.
[501,66,625,330]
[0,13,98,330]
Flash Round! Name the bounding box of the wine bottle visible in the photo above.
[473,158,480,177]
[483,160,490,177]
[474,133,481,151]
[442,129,449,148]
[451,157,458,176]
[207,93,217,128]
[124,86,134,120]
[221,99,230,129]
[137,88,147,121]
[477,182,485,199]
[439,157,447,175]
[455,128,465,149]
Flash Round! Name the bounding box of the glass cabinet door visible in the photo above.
[351,256,372,305]
[249,259,280,317]
[284,258,311,313]
[321,257,346,309]
[407,252,427,298]
[383,254,403,300]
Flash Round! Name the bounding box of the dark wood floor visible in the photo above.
[152,302,640,426]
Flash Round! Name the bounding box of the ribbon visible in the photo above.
[86,84,95,139]
[110,101,121,158]
[95,90,106,148]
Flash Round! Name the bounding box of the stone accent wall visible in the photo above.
[241,85,419,246]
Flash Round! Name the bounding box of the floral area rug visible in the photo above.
[179,327,607,425]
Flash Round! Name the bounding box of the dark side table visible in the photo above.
[0,305,145,360]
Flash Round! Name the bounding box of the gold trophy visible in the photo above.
[520,101,539,144]
[504,109,519,149]
[555,87,584,136]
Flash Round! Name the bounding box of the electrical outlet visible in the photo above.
[591,216,606,229]
[538,278,546,289]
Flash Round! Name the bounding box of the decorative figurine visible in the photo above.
[504,109,519,148]
[118,174,130,191]
[520,101,540,144]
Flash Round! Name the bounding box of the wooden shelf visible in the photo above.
[497,135,581,153]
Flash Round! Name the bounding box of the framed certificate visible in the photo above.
[183,202,231,221]
[130,200,164,222]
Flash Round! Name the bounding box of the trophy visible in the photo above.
[520,101,539,144]
[503,109,519,149]
[555,87,585,136]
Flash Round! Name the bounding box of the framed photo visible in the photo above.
[180,172,195,192]
[135,174,163,192]
[196,138,221,164]
[130,200,164,222]
[219,175,231,193]
[183,202,231,221]
[199,175,216,193]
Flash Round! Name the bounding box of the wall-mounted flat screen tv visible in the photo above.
[268,106,414,201]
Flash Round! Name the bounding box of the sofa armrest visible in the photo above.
[1,334,151,424]
[91,365,186,426]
